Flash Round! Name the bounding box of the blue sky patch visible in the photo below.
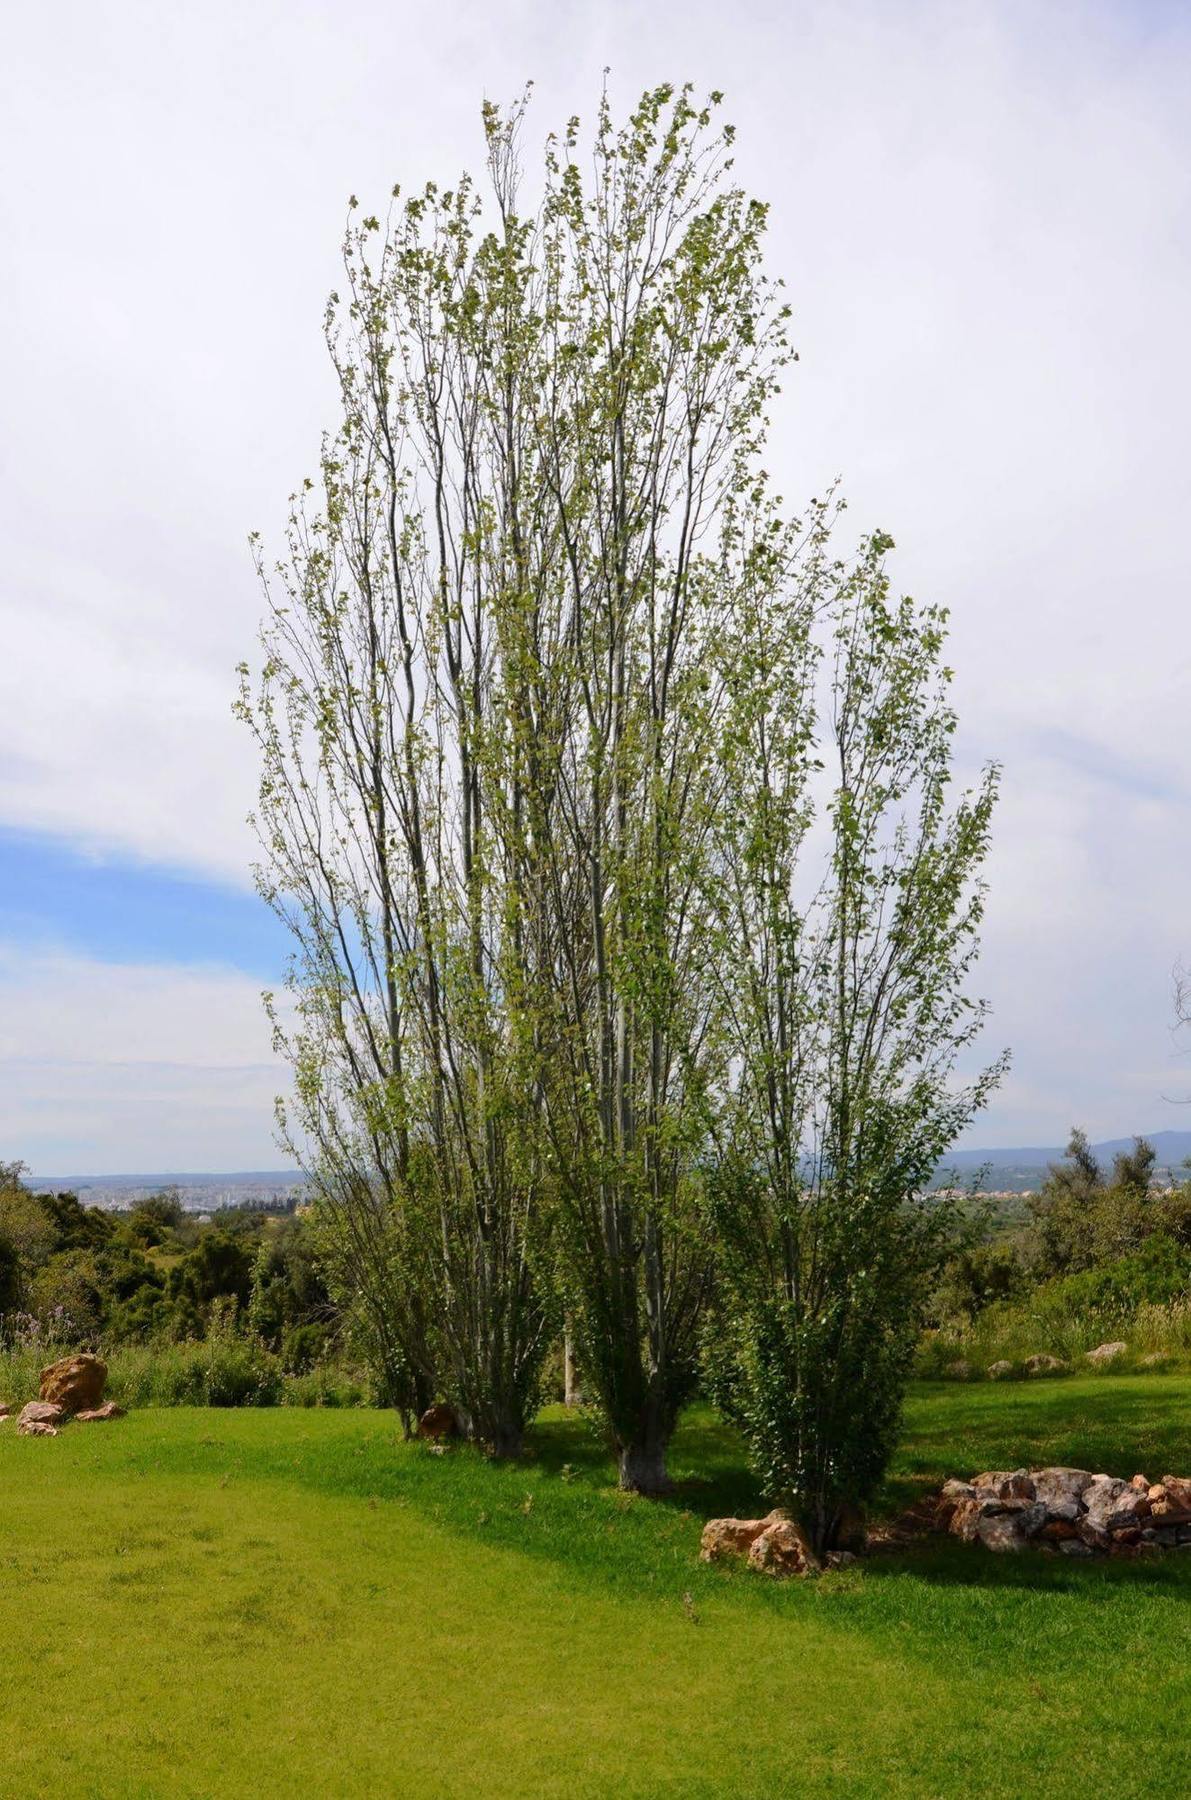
[0,829,289,978]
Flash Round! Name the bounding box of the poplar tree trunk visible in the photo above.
[617,1412,672,1495]
[563,1325,582,1407]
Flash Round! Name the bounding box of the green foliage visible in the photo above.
[121,1192,184,1247]
[1026,1128,1165,1275]
[168,1231,255,1314]
[928,1131,1191,1375]
[0,1167,343,1368]
[933,1240,1028,1320]
[281,1321,329,1374]
[702,528,1002,1548]
[1049,1232,1191,1315]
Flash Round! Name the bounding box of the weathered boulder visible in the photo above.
[40,1353,107,1414]
[700,1512,784,1563]
[747,1518,820,1577]
[17,1400,65,1436]
[75,1401,124,1423]
[1025,1353,1066,1377]
[1059,1538,1093,1557]
[1083,1476,1149,1535]
[972,1469,1036,1502]
[950,1496,1003,1542]
[0,1401,10,1420]
[1084,1340,1128,1366]
[1149,1484,1191,1524]
[1031,1467,1095,1516]
[976,1502,1046,1552]
[417,1402,461,1441]
[987,1360,1014,1380]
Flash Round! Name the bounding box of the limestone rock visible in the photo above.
[17,1400,65,1436]
[950,1496,1002,1542]
[1031,1468,1095,1514]
[976,1503,1046,1552]
[1083,1477,1149,1534]
[40,1353,107,1414]
[700,1513,783,1562]
[1084,1340,1128,1366]
[1025,1353,1067,1376]
[74,1401,124,1423]
[987,1359,1014,1380]
[747,1518,820,1577]
[1150,1482,1191,1524]
[971,1469,1035,1502]
[920,1463,1190,1560]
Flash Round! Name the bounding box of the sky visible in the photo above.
[2,0,1190,1173]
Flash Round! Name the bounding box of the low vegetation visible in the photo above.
[923,1131,1191,1376]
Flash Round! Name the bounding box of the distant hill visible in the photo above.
[27,1132,1191,1206]
[940,1130,1191,1171]
[934,1129,1191,1192]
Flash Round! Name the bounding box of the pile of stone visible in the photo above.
[926,1466,1191,1557]
[699,1465,1191,1573]
[1,1354,125,1437]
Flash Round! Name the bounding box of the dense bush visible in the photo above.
[0,1165,332,1354]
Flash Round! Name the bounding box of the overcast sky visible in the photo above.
[2,0,1189,1173]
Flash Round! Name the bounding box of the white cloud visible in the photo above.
[0,948,288,1172]
[2,0,1189,1150]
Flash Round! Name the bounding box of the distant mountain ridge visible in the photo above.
[26,1133,1191,1204]
[939,1129,1191,1174]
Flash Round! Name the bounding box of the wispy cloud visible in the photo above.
[0,947,288,1172]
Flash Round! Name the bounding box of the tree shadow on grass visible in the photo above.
[857,1534,1191,1596]
[526,1403,766,1522]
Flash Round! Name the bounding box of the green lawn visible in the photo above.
[2,1378,1189,1797]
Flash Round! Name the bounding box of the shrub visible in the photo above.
[281,1322,328,1374]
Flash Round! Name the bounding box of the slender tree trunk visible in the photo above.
[563,1323,582,1407]
[617,1411,672,1495]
